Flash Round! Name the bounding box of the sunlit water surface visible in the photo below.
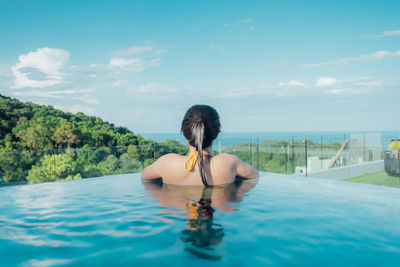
[1,173,400,266]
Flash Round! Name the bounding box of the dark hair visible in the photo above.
[181,105,221,186]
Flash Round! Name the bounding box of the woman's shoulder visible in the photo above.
[142,153,184,181]
[212,153,241,166]
[155,153,188,169]
[214,153,240,161]
[157,153,185,162]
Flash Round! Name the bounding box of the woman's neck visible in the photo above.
[188,145,210,154]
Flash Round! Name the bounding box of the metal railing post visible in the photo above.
[305,139,308,177]
[363,133,366,162]
[285,144,288,174]
[320,135,323,170]
[250,140,253,166]
[256,138,259,170]
[53,149,56,180]
[291,136,294,174]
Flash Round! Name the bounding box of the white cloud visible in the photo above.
[278,80,306,87]
[114,45,154,56]
[13,90,56,98]
[303,50,400,68]
[223,18,254,31]
[154,49,165,55]
[316,76,380,95]
[113,45,165,57]
[214,87,255,98]
[7,44,167,114]
[316,77,337,87]
[288,80,306,87]
[208,43,225,52]
[357,80,381,87]
[69,104,96,115]
[109,57,160,71]
[12,88,98,104]
[216,84,307,98]
[383,29,400,36]
[55,104,96,116]
[364,29,400,38]
[109,44,163,75]
[216,76,380,99]
[11,47,70,88]
[370,50,392,59]
[111,79,125,87]
[128,83,176,95]
[79,94,99,105]
[109,58,138,68]
[324,88,362,95]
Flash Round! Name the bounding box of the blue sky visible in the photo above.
[0,0,399,133]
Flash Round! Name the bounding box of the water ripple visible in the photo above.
[0,173,400,266]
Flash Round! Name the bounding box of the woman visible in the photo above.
[141,105,259,186]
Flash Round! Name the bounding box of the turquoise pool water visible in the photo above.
[1,173,400,266]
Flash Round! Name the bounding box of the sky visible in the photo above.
[0,0,399,134]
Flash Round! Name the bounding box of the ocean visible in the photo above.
[141,131,400,147]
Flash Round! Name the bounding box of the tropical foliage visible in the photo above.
[389,140,400,160]
[0,94,187,183]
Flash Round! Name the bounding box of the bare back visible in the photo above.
[142,152,259,186]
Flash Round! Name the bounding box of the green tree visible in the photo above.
[54,124,79,149]
[15,124,52,150]
[0,151,41,182]
[27,153,81,184]
[97,154,122,175]
[119,145,143,173]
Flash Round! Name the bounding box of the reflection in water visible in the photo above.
[181,188,223,261]
[142,178,257,261]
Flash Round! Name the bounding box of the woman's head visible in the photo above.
[181,105,221,150]
[181,105,221,186]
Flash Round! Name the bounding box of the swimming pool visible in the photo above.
[1,173,400,266]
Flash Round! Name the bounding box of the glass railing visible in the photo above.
[219,139,385,175]
[0,134,391,185]
[0,145,189,184]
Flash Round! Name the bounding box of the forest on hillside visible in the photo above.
[0,94,187,183]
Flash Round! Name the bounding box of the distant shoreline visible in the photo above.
[141,130,399,147]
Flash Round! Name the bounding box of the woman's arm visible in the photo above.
[235,156,259,179]
[141,156,165,180]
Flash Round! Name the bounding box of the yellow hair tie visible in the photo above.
[184,151,209,172]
